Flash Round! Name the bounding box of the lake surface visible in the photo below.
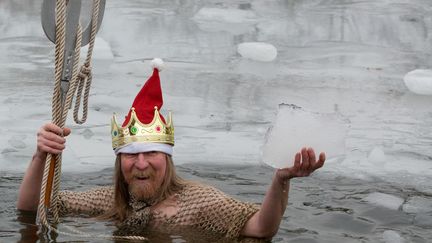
[1,0,431,242]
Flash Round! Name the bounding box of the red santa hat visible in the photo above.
[111,58,174,155]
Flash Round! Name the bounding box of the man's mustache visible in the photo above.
[131,170,155,179]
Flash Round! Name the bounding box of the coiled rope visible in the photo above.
[37,0,146,241]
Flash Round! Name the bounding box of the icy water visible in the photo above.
[1,165,431,242]
[1,0,432,242]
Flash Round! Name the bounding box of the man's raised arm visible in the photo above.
[241,147,325,238]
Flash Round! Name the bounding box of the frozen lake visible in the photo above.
[1,0,432,242]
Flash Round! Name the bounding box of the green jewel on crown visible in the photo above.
[130,126,138,135]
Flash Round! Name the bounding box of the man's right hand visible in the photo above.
[17,123,71,211]
[35,123,71,159]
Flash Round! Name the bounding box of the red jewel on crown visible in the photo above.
[156,125,161,132]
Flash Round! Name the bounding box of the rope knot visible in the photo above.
[78,64,92,79]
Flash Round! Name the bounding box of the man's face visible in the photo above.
[120,151,167,201]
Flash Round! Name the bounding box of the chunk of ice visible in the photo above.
[237,42,277,62]
[364,192,404,210]
[193,8,258,24]
[402,196,432,214]
[192,8,258,34]
[382,230,405,243]
[414,213,432,227]
[262,104,347,169]
[403,69,432,95]
[368,147,386,163]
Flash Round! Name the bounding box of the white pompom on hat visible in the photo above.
[151,58,164,71]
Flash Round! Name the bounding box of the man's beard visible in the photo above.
[126,170,161,201]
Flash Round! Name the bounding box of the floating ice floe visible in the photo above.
[382,230,405,243]
[368,147,386,163]
[237,42,277,62]
[262,104,347,169]
[403,69,432,95]
[414,213,432,227]
[192,8,258,34]
[364,192,404,210]
[193,7,258,24]
[402,196,432,214]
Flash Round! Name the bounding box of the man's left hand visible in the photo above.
[275,147,325,184]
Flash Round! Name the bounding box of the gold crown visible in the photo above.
[111,106,174,150]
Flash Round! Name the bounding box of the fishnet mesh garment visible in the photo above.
[58,186,114,216]
[153,184,260,238]
[58,184,260,239]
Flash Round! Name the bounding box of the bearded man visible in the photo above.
[17,59,325,241]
